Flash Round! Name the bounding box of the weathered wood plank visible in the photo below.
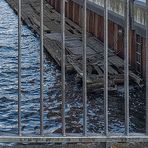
[5,0,143,89]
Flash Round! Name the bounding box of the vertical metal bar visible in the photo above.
[146,0,148,135]
[40,0,44,135]
[61,0,66,136]
[18,0,22,136]
[124,0,129,135]
[104,0,108,136]
[82,0,87,136]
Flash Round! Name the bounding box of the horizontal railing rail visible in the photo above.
[1,134,148,143]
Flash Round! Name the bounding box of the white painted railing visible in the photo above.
[88,0,146,25]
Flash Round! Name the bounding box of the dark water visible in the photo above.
[0,0,145,137]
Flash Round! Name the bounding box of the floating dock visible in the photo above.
[5,0,144,90]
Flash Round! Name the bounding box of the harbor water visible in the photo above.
[0,0,145,137]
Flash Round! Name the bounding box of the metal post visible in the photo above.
[104,0,108,136]
[61,0,66,136]
[18,0,22,136]
[40,0,44,136]
[146,0,148,135]
[82,0,87,136]
[124,0,130,135]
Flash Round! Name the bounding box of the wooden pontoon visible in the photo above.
[46,32,144,89]
[6,0,144,90]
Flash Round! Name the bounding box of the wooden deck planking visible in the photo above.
[5,0,144,88]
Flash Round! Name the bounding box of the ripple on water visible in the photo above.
[0,0,146,138]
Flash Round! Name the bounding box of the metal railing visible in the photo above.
[1,0,148,144]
